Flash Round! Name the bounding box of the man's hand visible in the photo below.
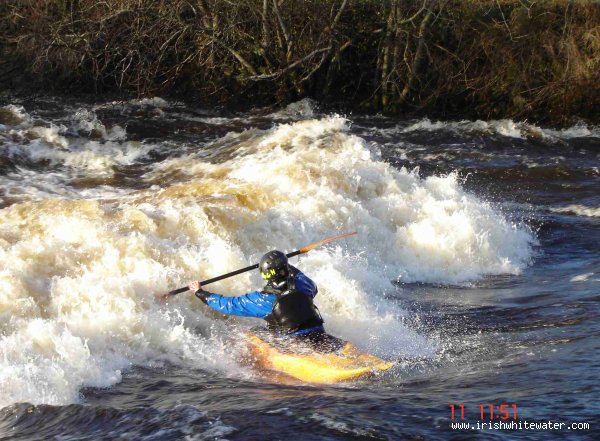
[188,280,201,292]
[188,280,211,304]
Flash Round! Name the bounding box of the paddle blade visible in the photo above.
[154,286,189,303]
[298,231,357,254]
[154,292,170,303]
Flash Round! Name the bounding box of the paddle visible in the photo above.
[155,231,357,302]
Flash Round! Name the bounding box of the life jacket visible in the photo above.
[263,267,324,334]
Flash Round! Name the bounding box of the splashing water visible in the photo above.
[0,102,537,408]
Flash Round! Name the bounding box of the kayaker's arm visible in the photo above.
[188,280,275,317]
[204,291,277,318]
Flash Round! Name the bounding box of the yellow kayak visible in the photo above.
[244,331,395,384]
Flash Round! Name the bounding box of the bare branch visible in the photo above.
[495,0,514,42]
[330,0,349,33]
[206,34,258,76]
[399,0,428,25]
[261,0,269,47]
[272,0,289,49]
[249,46,331,80]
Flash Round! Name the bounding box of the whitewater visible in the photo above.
[1,97,598,440]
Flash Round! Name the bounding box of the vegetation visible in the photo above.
[1,0,599,124]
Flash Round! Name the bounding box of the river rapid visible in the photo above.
[0,97,598,440]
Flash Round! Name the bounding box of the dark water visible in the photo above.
[0,97,598,440]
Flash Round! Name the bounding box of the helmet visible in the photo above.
[259,250,289,282]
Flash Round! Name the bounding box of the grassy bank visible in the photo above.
[1,0,599,124]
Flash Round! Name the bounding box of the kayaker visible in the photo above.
[188,250,342,351]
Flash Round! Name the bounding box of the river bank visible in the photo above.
[1,0,599,126]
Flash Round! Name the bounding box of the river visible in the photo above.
[0,96,598,440]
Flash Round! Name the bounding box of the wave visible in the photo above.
[0,104,31,128]
[377,117,600,140]
[0,112,536,407]
[0,105,158,203]
[551,205,600,218]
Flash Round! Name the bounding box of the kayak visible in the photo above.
[244,331,394,383]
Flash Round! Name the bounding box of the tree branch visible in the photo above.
[249,46,331,80]
[272,0,289,50]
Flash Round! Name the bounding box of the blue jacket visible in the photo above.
[205,271,318,319]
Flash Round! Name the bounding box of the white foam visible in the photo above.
[190,420,237,441]
[0,199,247,407]
[270,98,318,120]
[25,126,70,148]
[3,119,152,184]
[145,116,535,357]
[393,117,599,139]
[0,115,536,407]
[69,109,127,141]
[0,105,31,127]
[310,413,372,437]
[551,205,600,218]
[400,118,526,138]
[570,273,594,282]
[5,137,145,175]
[194,117,236,125]
[129,97,170,108]
[212,117,535,284]
[0,167,136,203]
[544,123,600,139]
